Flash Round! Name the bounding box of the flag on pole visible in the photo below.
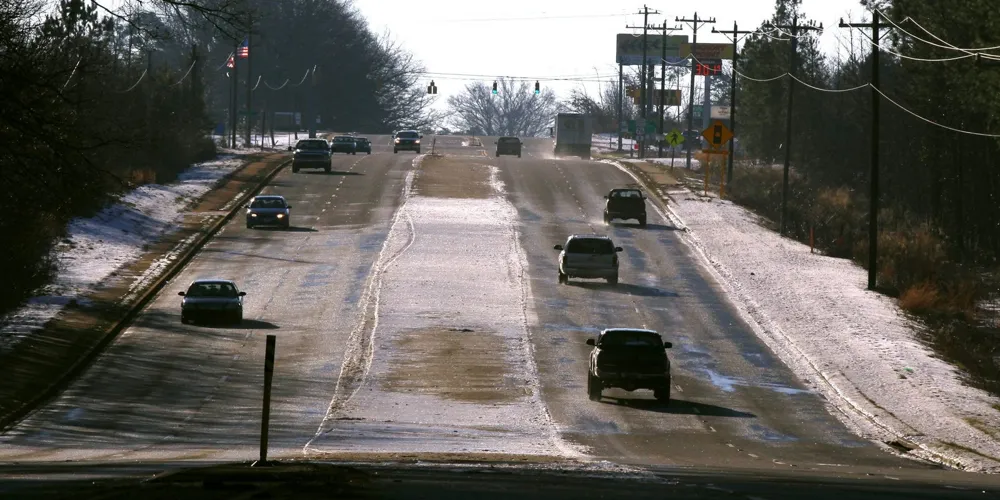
[237,38,249,58]
[226,53,235,69]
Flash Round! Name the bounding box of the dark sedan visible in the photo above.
[331,135,357,155]
[246,195,291,229]
[354,137,372,154]
[495,136,522,157]
[393,130,421,154]
[179,279,246,324]
[290,138,331,173]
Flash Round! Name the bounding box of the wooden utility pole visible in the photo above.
[658,21,682,157]
[840,14,881,290]
[769,15,822,236]
[618,63,623,152]
[712,21,754,186]
[626,5,660,159]
[676,12,716,169]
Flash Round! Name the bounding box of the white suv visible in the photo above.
[554,235,623,285]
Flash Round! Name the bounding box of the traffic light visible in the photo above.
[534,81,540,95]
[427,80,437,94]
[492,81,498,95]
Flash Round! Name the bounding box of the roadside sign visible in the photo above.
[627,120,637,134]
[644,121,656,135]
[711,106,732,120]
[616,34,688,65]
[665,129,684,147]
[679,42,735,61]
[635,119,645,134]
[701,120,733,150]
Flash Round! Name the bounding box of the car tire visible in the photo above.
[367,151,371,155]
[292,165,299,173]
[603,213,610,225]
[607,274,618,286]
[282,221,290,229]
[352,151,356,155]
[639,216,647,227]
[394,149,398,154]
[496,153,500,157]
[416,148,421,154]
[517,153,521,158]
[246,222,253,229]
[232,312,242,325]
[654,385,670,404]
[181,315,189,324]
[587,374,602,401]
[558,272,567,284]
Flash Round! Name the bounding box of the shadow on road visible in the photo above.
[567,281,679,298]
[299,170,363,176]
[251,226,317,233]
[195,318,280,330]
[601,397,756,418]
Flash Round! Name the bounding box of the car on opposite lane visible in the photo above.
[495,136,522,157]
[246,195,291,229]
[587,328,673,403]
[354,137,372,154]
[555,235,623,285]
[393,130,422,154]
[290,138,332,173]
[179,279,246,325]
[604,188,647,227]
[331,135,358,155]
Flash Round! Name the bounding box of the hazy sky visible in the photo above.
[349,0,872,112]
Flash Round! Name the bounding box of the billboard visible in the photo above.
[616,34,688,65]
[679,43,735,61]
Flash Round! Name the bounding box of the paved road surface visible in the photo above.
[1,134,998,494]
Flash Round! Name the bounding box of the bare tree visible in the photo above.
[447,78,559,137]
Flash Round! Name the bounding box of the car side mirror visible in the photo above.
[586,338,596,346]
[663,341,673,349]
[177,291,185,296]
[420,135,424,138]
[553,244,563,250]
[615,247,623,252]
[603,195,608,199]
[238,291,247,296]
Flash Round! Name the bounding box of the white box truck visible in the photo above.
[553,113,592,160]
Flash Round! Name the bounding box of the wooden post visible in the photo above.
[719,156,726,199]
[256,334,276,466]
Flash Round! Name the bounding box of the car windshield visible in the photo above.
[296,140,328,150]
[186,282,238,298]
[396,131,419,139]
[499,137,519,143]
[356,138,369,143]
[600,331,662,348]
[565,238,614,254]
[334,136,354,142]
[250,198,285,209]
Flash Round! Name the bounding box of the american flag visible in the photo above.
[226,53,235,69]
[237,38,249,58]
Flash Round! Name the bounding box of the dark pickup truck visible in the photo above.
[603,188,647,227]
[586,328,672,403]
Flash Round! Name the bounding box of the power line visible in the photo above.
[850,26,978,62]
[263,78,290,91]
[872,85,1000,138]
[428,12,633,23]
[888,12,1000,53]
[169,60,197,86]
[116,69,147,93]
[287,68,312,88]
[251,74,262,91]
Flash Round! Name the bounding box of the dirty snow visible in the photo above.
[0,156,246,352]
[613,161,1000,471]
[307,164,576,458]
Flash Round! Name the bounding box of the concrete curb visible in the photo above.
[0,155,292,432]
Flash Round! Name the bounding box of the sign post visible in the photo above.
[255,334,276,466]
[665,128,684,170]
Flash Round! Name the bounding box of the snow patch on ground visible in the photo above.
[0,156,246,352]
[613,161,1000,471]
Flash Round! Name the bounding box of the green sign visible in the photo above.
[627,120,637,134]
[665,128,684,147]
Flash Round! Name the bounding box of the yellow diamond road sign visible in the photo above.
[665,128,684,147]
[702,120,733,149]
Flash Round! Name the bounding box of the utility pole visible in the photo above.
[840,14,880,290]
[627,5,660,159]
[245,16,253,147]
[618,63,623,152]
[230,40,238,149]
[712,21,754,186]
[770,14,822,236]
[676,12,716,169]
[659,21,682,157]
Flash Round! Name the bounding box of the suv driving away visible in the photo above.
[586,328,673,403]
[495,136,522,157]
[290,138,331,173]
[393,130,421,154]
[555,235,623,285]
[604,188,647,226]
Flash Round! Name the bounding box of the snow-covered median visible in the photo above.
[0,156,246,353]
[614,161,1000,472]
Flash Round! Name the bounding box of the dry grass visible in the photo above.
[414,156,494,199]
[899,282,940,314]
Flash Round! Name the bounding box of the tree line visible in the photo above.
[0,0,435,318]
